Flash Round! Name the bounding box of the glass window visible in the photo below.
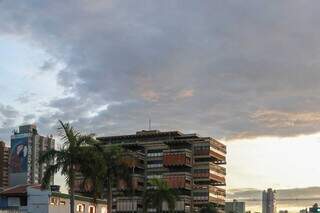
[50,197,58,206]
[76,203,85,212]
[89,206,96,213]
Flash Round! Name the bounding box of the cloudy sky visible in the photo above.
[1,0,320,202]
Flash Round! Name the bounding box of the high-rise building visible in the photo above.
[226,200,245,213]
[262,188,276,213]
[9,124,55,186]
[0,141,10,189]
[96,130,226,213]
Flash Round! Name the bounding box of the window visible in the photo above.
[50,197,58,206]
[89,205,96,213]
[76,203,85,212]
[147,160,163,164]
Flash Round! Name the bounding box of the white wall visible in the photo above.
[49,197,107,213]
[27,187,50,213]
[27,187,107,213]
[7,197,20,207]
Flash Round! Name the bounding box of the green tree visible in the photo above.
[40,120,95,213]
[77,145,107,201]
[144,178,178,213]
[90,143,131,213]
[199,203,219,213]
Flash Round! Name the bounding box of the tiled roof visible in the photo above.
[0,184,41,196]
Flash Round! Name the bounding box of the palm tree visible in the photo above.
[40,120,95,213]
[144,178,177,213]
[90,143,131,213]
[199,203,219,213]
[77,145,107,201]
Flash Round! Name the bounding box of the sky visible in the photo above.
[1,0,320,208]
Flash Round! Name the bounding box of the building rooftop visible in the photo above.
[0,184,41,196]
[97,130,184,141]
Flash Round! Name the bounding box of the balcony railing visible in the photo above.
[163,149,192,167]
[164,174,192,189]
[194,148,226,163]
[117,175,144,191]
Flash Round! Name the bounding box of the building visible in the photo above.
[309,203,320,213]
[262,188,276,213]
[96,130,226,213]
[300,208,308,213]
[0,184,107,213]
[225,200,245,213]
[0,141,10,189]
[9,124,55,186]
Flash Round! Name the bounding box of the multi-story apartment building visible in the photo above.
[9,124,55,186]
[0,141,10,189]
[262,188,276,213]
[97,130,226,213]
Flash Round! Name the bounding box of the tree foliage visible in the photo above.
[144,178,178,213]
[199,203,219,213]
[40,120,95,213]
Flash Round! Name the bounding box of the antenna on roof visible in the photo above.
[148,118,152,130]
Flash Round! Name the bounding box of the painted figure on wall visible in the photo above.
[10,138,28,173]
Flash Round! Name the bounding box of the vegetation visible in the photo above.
[41,121,181,213]
[40,120,96,213]
[199,203,219,213]
[84,142,131,213]
[144,178,178,213]
[77,145,107,201]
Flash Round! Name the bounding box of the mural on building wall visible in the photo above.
[10,137,28,173]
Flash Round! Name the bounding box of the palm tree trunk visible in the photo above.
[69,169,75,213]
[70,186,75,213]
[107,179,113,213]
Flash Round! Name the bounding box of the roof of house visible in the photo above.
[0,184,41,197]
[0,185,107,205]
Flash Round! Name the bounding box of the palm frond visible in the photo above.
[41,163,61,189]
[39,149,60,164]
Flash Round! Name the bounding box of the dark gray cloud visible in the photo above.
[228,187,320,200]
[2,0,320,138]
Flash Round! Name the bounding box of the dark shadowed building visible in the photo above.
[97,130,226,213]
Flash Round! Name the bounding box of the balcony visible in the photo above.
[164,174,192,190]
[121,151,145,169]
[193,187,225,206]
[194,147,226,164]
[116,197,143,212]
[193,165,226,185]
[117,174,144,191]
[163,149,192,167]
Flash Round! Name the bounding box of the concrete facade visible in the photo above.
[96,130,226,213]
[262,188,276,213]
[0,141,10,189]
[9,124,55,186]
